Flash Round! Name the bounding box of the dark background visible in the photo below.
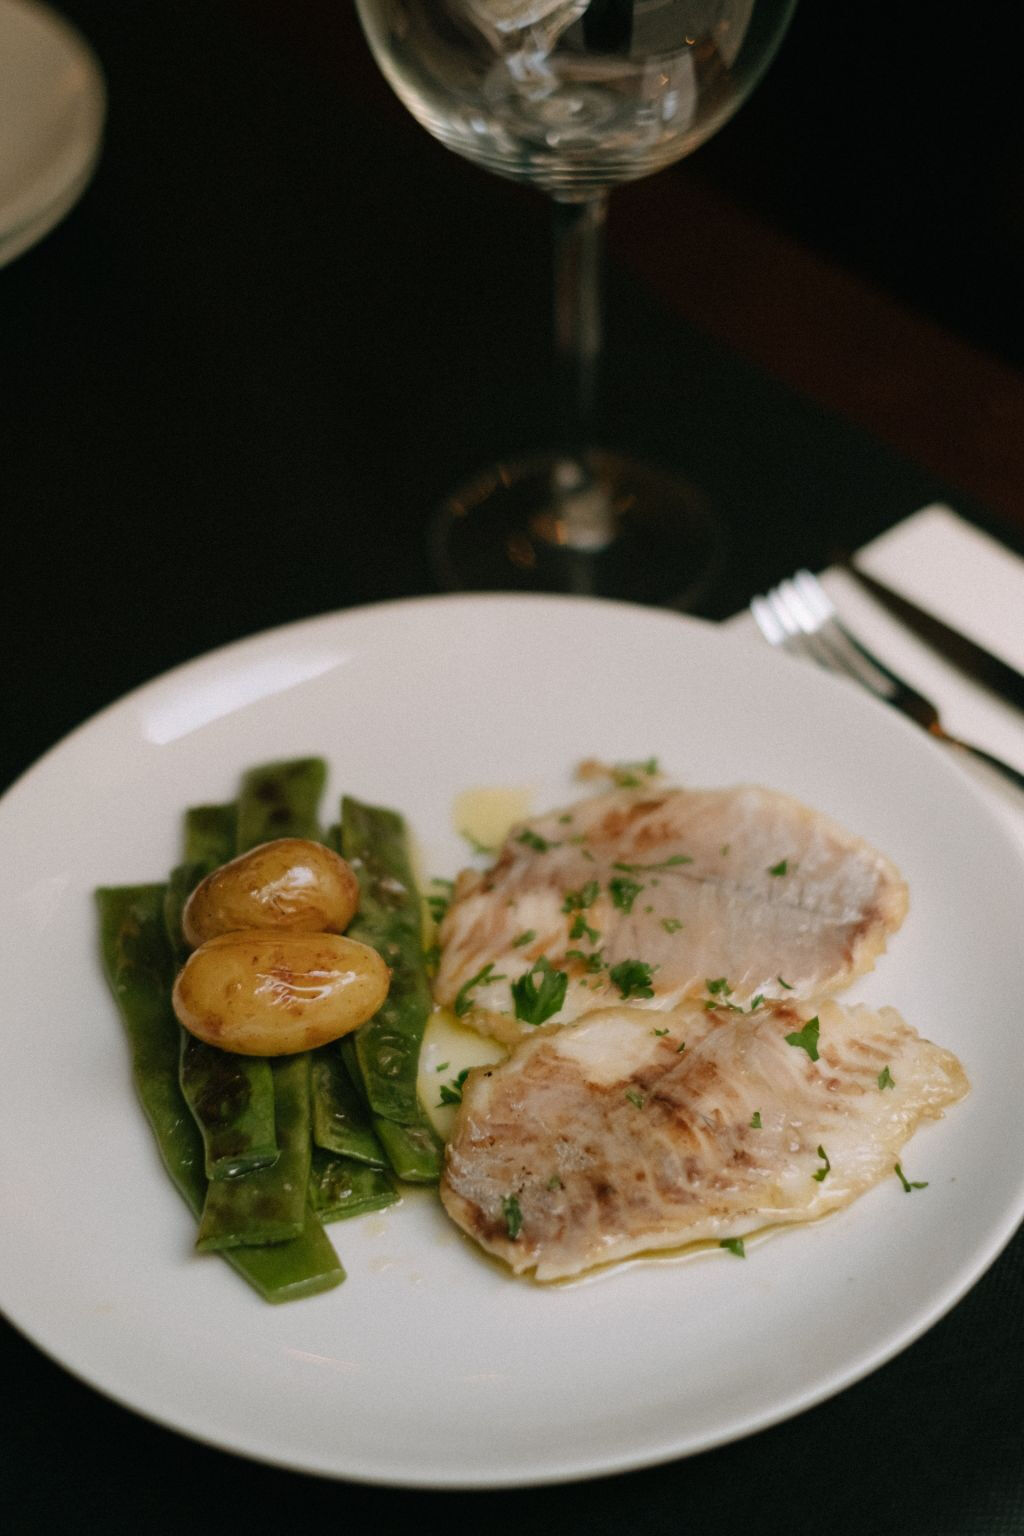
[2,3,1022,1532]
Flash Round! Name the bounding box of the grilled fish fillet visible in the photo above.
[441,999,967,1280]
[434,786,908,1043]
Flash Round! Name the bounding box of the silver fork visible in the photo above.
[751,568,1024,792]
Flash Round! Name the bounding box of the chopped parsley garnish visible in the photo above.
[609,959,655,999]
[894,1163,928,1193]
[454,962,505,1017]
[611,757,659,787]
[653,1027,669,1037]
[568,912,600,944]
[813,1145,831,1182]
[768,859,790,877]
[501,1194,523,1239]
[517,829,556,852]
[676,1041,687,1053]
[437,1069,470,1107]
[558,814,573,824]
[720,1238,746,1257]
[749,994,765,1011]
[706,977,732,996]
[512,929,537,948]
[460,829,495,856]
[612,854,693,873]
[661,917,683,934]
[546,1175,563,1190]
[777,974,795,990]
[609,875,644,913]
[562,880,599,913]
[566,948,605,973]
[785,1016,820,1060]
[719,843,731,856]
[511,956,568,1025]
[435,1061,449,1072]
[750,1111,762,1129]
[426,879,454,924]
[877,1066,895,1090]
[625,1088,646,1109]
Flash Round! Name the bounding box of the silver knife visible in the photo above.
[846,561,1024,714]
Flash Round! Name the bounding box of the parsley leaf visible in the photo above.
[813,1145,831,1182]
[569,912,600,944]
[653,1027,669,1037]
[612,854,693,873]
[609,875,644,913]
[706,977,732,996]
[785,1016,820,1060]
[565,948,605,974]
[625,1088,646,1109]
[426,878,454,924]
[877,1066,895,1090]
[437,1068,470,1107]
[461,829,496,856]
[611,757,659,787]
[454,962,505,1017]
[501,1194,523,1239]
[777,974,795,990]
[512,928,537,948]
[768,859,790,876]
[517,829,556,853]
[720,1238,746,1257]
[609,959,655,999]
[750,1111,762,1129]
[661,917,683,934]
[894,1163,928,1193]
[562,880,599,913]
[511,956,568,1025]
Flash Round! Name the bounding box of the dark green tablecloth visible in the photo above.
[1,5,1020,1531]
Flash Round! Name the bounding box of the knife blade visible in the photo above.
[845,561,1024,714]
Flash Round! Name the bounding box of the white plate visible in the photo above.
[2,595,1023,1488]
[0,0,105,267]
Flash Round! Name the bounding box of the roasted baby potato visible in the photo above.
[172,930,389,1055]
[182,838,359,947]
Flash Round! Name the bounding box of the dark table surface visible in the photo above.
[2,4,1022,1532]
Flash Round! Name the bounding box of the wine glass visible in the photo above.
[355,1,797,607]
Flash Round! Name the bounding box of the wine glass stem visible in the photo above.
[553,191,607,444]
[551,191,613,551]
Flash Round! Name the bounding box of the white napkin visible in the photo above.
[727,504,1024,852]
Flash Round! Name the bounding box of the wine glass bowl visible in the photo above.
[355,1,797,604]
[357,2,791,198]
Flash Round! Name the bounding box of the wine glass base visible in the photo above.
[430,451,724,610]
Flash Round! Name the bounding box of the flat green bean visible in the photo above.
[97,885,343,1301]
[196,1054,312,1250]
[173,802,278,1181]
[236,757,326,852]
[310,1046,387,1166]
[308,1148,398,1223]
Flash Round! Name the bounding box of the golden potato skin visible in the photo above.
[182,838,359,948]
[172,930,389,1055]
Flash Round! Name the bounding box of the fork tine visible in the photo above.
[762,580,840,674]
[791,569,835,622]
[750,572,1024,791]
[750,593,792,647]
